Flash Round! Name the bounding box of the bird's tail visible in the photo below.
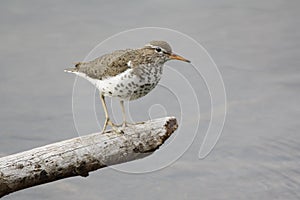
[64,62,82,73]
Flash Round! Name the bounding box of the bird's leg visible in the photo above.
[119,100,145,128]
[100,94,110,133]
[120,100,127,128]
[100,94,118,133]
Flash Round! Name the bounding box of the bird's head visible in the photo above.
[143,40,190,64]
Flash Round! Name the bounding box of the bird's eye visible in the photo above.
[155,47,162,53]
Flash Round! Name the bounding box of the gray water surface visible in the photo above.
[0,0,300,199]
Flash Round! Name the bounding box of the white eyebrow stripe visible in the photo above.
[145,44,167,53]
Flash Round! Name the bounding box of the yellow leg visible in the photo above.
[120,100,127,128]
[119,100,144,127]
[100,94,115,133]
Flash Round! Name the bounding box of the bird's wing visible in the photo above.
[75,49,135,80]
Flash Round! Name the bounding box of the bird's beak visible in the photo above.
[169,53,190,63]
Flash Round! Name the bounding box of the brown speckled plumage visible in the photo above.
[64,41,190,132]
[68,48,168,80]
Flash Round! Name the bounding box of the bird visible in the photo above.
[64,40,190,133]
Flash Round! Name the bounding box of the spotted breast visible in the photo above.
[93,62,163,100]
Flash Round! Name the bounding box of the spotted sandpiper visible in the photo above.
[65,41,190,133]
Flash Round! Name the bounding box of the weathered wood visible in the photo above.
[0,117,177,198]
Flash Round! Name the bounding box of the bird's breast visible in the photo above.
[95,64,164,100]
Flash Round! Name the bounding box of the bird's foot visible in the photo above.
[101,120,145,134]
[112,127,124,134]
[101,118,123,134]
[121,121,145,129]
[109,120,125,134]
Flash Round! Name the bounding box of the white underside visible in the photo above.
[69,67,162,100]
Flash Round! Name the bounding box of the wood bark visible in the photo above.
[0,117,177,198]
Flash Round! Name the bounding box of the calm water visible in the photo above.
[1,0,300,199]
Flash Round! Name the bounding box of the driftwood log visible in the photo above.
[0,117,177,198]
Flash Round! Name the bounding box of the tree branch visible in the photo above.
[0,117,178,198]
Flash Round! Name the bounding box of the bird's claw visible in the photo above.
[101,119,145,134]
